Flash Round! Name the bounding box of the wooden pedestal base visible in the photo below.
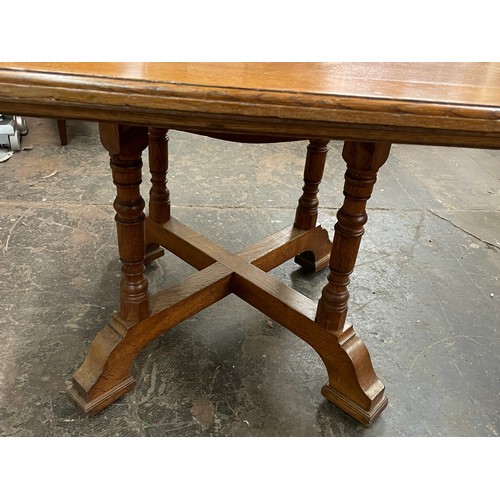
[67,215,386,425]
[67,130,388,426]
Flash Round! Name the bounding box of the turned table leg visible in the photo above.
[145,127,170,264]
[316,141,391,330]
[106,125,150,322]
[314,140,392,423]
[294,139,332,272]
[294,139,329,230]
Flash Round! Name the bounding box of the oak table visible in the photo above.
[0,63,499,425]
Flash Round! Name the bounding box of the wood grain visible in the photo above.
[0,63,498,147]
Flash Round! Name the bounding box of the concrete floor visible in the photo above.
[0,118,498,437]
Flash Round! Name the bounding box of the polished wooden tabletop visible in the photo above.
[1,62,499,147]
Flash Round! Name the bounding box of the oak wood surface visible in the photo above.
[0,63,499,148]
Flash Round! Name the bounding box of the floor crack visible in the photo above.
[429,209,500,250]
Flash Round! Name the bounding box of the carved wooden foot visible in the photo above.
[66,317,137,416]
[293,245,330,273]
[319,326,388,425]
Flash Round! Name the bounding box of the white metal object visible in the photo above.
[0,114,28,151]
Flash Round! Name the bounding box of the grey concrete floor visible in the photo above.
[0,118,499,436]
